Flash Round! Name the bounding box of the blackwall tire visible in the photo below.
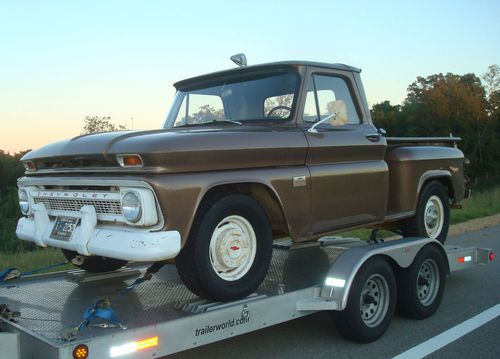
[61,249,127,273]
[403,181,450,243]
[333,257,397,343]
[397,245,447,319]
[175,194,273,301]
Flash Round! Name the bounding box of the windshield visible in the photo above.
[164,72,299,128]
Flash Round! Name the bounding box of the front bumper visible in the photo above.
[16,203,181,262]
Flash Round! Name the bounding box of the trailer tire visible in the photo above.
[397,245,446,319]
[61,249,127,273]
[333,257,396,343]
[403,181,450,243]
[176,194,272,301]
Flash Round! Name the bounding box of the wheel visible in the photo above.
[403,181,450,243]
[62,249,127,273]
[333,257,396,343]
[397,245,446,319]
[175,194,273,301]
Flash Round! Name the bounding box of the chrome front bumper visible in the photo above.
[16,203,181,262]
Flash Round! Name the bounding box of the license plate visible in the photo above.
[50,216,80,241]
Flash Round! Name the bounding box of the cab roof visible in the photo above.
[174,61,361,90]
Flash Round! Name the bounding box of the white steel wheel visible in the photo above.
[424,195,444,239]
[209,215,257,281]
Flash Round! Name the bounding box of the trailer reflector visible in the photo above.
[72,344,89,359]
[325,277,346,288]
[490,252,495,261]
[110,336,158,357]
[457,256,472,263]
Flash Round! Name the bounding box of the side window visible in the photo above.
[303,74,361,126]
[174,94,224,126]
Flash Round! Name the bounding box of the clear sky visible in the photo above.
[1,0,499,154]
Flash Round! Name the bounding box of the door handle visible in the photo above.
[365,133,381,142]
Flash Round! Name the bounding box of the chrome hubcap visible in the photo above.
[359,274,389,327]
[209,215,257,281]
[424,195,444,238]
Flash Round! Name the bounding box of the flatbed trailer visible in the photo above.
[0,237,493,359]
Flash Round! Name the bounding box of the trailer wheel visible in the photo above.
[333,257,396,343]
[403,181,450,243]
[61,249,127,273]
[397,245,446,319]
[176,194,272,301]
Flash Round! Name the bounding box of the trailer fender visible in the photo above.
[320,237,448,311]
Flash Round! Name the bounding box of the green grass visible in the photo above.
[2,186,499,274]
[0,247,73,273]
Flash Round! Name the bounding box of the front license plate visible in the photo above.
[50,216,80,241]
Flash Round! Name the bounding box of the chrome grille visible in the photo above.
[33,197,122,215]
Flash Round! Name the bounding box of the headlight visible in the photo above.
[122,192,142,223]
[18,189,30,215]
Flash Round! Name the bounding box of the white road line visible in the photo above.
[393,304,500,359]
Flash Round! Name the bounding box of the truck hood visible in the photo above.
[22,126,308,174]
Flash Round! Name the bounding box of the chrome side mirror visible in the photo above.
[230,53,247,67]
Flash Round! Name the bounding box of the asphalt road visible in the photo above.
[168,226,500,359]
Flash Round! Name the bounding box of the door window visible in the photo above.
[303,75,361,126]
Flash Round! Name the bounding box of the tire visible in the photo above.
[333,257,396,343]
[397,245,446,319]
[175,194,273,301]
[403,181,450,243]
[62,249,127,273]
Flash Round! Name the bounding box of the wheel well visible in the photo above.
[198,183,289,239]
[420,177,455,201]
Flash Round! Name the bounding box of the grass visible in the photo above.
[1,186,499,274]
[0,247,74,274]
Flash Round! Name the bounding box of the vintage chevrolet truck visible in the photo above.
[16,58,469,301]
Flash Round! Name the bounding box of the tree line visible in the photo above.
[0,65,498,252]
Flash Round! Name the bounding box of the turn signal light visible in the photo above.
[110,336,158,357]
[117,154,143,167]
[73,344,89,359]
[22,161,36,172]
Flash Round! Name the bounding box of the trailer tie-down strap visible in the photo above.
[0,304,20,323]
[0,261,70,284]
[61,261,168,341]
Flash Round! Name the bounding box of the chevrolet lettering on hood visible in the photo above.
[15,58,468,302]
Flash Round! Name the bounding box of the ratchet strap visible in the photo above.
[61,260,168,341]
[0,261,69,284]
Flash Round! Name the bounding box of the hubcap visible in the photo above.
[417,259,439,306]
[424,195,444,238]
[209,215,257,281]
[359,274,390,328]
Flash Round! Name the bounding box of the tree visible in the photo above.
[371,101,403,135]
[82,116,127,134]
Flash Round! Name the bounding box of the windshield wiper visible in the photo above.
[175,119,242,128]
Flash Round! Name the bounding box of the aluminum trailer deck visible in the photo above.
[0,237,493,359]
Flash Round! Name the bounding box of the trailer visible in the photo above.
[0,236,494,359]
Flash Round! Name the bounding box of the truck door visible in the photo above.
[302,72,388,235]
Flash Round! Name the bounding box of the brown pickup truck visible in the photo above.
[16,59,468,301]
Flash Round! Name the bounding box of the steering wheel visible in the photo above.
[266,105,292,117]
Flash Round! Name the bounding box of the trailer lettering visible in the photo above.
[195,316,250,336]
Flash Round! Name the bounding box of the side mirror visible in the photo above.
[308,100,347,133]
[230,53,247,67]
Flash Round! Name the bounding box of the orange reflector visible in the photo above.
[110,336,158,357]
[123,155,143,166]
[73,344,89,359]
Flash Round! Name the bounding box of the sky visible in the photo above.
[0,0,499,154]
